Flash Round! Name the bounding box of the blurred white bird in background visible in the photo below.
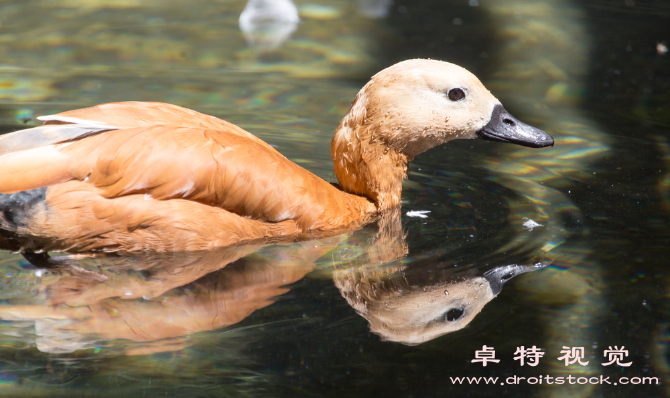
[239,0,299,51]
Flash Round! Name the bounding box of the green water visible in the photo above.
[0,0,669,396]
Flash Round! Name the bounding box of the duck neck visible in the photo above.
[331,91,410,210]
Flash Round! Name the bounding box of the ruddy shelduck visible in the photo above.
[0,59,553,252]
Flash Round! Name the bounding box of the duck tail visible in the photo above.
[0,188,48,251]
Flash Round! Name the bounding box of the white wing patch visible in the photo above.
[36,115,120,130]
[0,116,121,157]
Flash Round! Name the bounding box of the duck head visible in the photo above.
[331,59,553,209]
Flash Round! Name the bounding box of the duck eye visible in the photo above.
[447,88,466,101]
[445,307,465,321]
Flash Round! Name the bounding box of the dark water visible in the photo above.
[0,0,669,396]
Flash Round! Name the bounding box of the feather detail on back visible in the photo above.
[43,102,278,152]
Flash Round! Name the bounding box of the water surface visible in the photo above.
[0,0,669,396]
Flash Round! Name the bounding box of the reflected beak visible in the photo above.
[476,104,554,148]
[483,262,549,295]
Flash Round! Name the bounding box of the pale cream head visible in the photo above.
[332,59,501,158]
[362,59,501,156]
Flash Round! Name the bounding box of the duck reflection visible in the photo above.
[334,262,547,345]
[0,237,343,355]
[0,208,547,354]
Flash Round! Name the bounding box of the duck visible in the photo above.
[0,59,553,252]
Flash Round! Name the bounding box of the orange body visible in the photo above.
[0,102,375,252]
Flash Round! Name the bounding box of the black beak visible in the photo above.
[476,104,554,148]
[483,262,549,295]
